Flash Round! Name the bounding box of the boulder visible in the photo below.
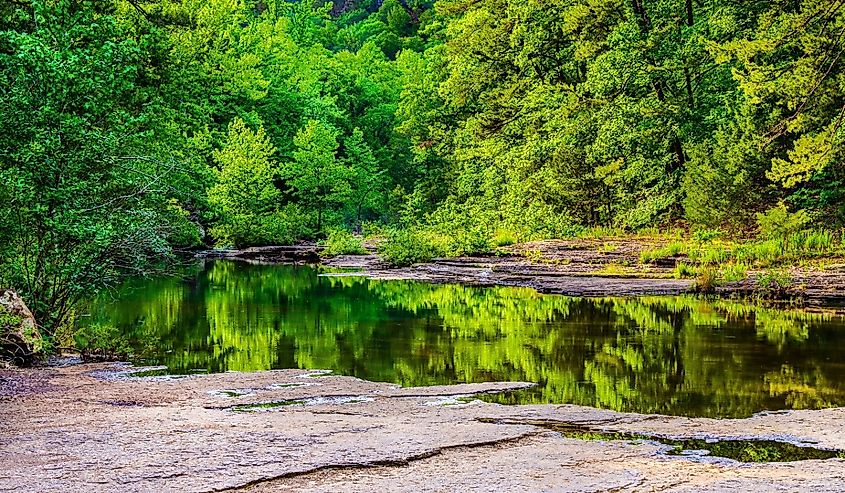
[0,289,43,366]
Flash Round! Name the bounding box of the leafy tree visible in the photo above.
[0,2,195,334]
[281,120,348,232]
[344,128,385,225]
[208,118,281,246]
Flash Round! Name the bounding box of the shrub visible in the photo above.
[361,221,385,239]
[756,270,793,296]
[448,227,493,256]
[694,267,720,293]
[163,199,203,248]
[73,324,132,362]
[320,230,367,257]
[691,229,723,244]
[492,229,518,247]
[756,203,810,240]
[379,229,436,267]
[210,205,313,248]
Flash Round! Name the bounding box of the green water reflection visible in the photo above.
[84,260,845,418]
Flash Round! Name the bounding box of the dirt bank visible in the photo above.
[3,364,845,492]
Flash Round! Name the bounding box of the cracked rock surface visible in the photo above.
[2,364,845,492]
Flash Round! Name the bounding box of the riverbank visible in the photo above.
[3,363,845,492]
[210,238,845,306]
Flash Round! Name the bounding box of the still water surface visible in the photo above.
[85,260,845,418]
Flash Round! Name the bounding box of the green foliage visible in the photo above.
[692,230,724,244]
[695,267,721,294]
[281,120,347,232]
[756,270,794,297]
[4,0,845,348]
[208,118,285,247]
[379,229,437,266]
[690,244,731,266]
[0,3,191,334]
[73,323,132,362]
[163,200,203,248]
[320,230,367,257]
[721,263,749,283]
[674,262,695,280]
[756,204,811,241]
[492,230,518,248]
[640,242,687,264]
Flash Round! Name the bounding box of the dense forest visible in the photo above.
[1,0,844,338]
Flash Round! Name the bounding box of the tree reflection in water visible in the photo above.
[83,260,845,418]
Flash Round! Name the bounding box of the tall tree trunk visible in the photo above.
[684,66,695,109]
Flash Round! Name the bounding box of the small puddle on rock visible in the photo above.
[95,366,189,381]
[297,370,334,378]
[231,395,374,412]
[425,395,482,407]
[209,389,256,398]
[267,382,314,389]
[482,419,845,463]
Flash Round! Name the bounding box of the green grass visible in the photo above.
[639,241,686,263]
[721,263,749,283]
[640,228,845,270]
[673,262,695,279]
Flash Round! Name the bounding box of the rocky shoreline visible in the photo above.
[204,239,845,307]
[3,242,845,491]
[3,364,845,492]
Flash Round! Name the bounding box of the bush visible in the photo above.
[163,199,203,248]
[320,230,367,257]
[379,229,436,266]
[756,270,793,296]
[446,227,493,256]
[210,205,312,248]
[756,203,810,240]
[361,221,386,239]
[73,323,131,362]
[694,267,720,293]
[691,229,723,244]
[492,229,518,247]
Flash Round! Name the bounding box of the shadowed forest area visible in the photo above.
[1,0,845,344]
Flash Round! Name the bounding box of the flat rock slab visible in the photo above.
[322,239,845,305]
[2,364,845,492]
